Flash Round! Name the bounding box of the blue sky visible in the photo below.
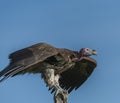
[0,0,120,103]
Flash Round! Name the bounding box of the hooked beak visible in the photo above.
[92,50,97,55]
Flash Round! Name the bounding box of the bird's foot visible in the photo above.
[54,84,68,98]
[56,89,68,96]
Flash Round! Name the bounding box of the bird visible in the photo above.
[0,43,97,95]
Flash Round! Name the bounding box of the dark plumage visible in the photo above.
[0,43,97,93]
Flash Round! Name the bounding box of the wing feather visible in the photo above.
[0,43,59,81]
[59,57,97,93]
[0,66,23,82]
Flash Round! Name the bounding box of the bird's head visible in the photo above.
[78,48,97,58]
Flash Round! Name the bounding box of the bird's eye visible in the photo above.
[86,48,89,51]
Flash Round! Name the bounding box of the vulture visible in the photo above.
[0,43,97,95]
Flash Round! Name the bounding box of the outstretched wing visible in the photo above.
[0,43,59,82]
[59,57,97,93]
[0,42,97,94]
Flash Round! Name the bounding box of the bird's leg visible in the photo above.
[43,69,66,93]
[54,74,61,89]
[54,74,68,103]
[43,69,55,88]
[43,69,68,103]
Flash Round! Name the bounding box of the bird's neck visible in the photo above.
[78,52,83,59]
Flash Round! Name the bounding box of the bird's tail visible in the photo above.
[0,65,24,82]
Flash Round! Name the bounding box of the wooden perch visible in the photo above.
[54,90,68,103]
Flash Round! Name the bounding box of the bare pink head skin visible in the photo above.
[78,48,97,59]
